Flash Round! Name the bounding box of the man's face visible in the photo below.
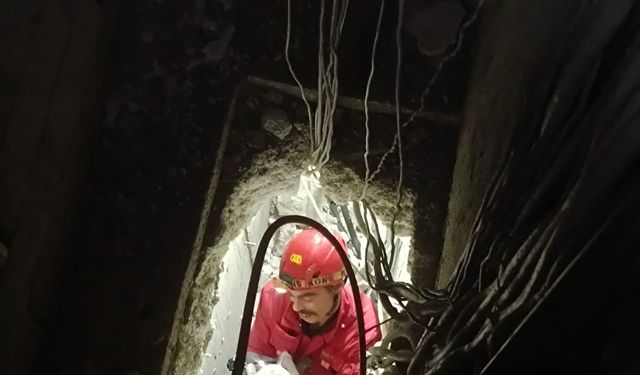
[288,287,339,325]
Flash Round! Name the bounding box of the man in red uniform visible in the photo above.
[248,228,382,374]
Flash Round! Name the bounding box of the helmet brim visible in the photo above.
[273,271,346,291]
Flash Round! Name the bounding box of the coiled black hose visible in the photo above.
[231,215,366,375]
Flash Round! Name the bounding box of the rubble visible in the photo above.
[261,109,293,140]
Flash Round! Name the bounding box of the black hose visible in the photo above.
[231,215,367,375]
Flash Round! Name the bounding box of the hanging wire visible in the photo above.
[387,0,406,268]
[285,0,313,138]
[357,0,409,313]
[306,0,350,171]
[284,0,349,172]
[367,0,488,183]
[351,1,451,336]
[359,0,387,202]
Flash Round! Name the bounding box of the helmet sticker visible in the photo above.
[289,253,303,265]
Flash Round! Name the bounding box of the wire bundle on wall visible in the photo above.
[358,0,488,304]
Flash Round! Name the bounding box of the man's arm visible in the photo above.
[334,292,383,375]
[248,288,278,358]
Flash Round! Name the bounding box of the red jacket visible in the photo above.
[248,281,382,374]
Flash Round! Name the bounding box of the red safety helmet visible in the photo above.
[275,227,347,291]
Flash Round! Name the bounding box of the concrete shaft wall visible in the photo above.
[438,0,586,287]
[200,203,270,374]
[0,1,105,373]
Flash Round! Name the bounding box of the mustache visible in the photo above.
[298,310,317,316]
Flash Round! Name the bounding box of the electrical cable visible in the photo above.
[360,0,386,202]
[388,0,406,269]
[307,0,350,171]
[367,0,488,184]
[285,0,313,139]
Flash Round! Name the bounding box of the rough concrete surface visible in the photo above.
[437,0,585,288]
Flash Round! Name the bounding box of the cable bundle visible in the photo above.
[285,0,350,172]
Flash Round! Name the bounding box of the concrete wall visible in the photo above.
[0,0,105,373]
[200,203,270,375]
[437,0,586,287]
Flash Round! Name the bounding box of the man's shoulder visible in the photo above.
[261,280,286,297]
[259,281,290,310]
[261,280,276,295]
